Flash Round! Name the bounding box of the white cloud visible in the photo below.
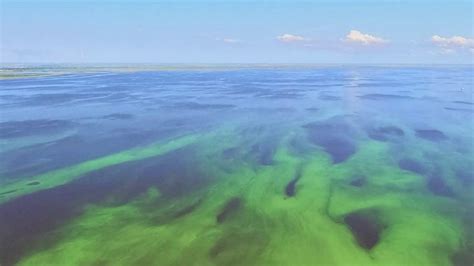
[344,30,388,45]
[215,37,242,44]
[431,35,474,55]
[431,35,473,48]
[276,34,308,43]
[223,38,241,43]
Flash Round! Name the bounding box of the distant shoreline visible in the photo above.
[1,63,472,80]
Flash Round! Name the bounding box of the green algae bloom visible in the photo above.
[0,67,472,266]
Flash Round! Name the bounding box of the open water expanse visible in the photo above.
[0,65,473,266]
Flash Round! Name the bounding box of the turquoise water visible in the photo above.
[0,66,473,265]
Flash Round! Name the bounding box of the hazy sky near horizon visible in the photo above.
[1,0,473,64]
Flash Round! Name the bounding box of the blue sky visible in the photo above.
[1,0,473,64]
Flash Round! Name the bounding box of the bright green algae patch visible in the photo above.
[17,137,468,266]
[0,133,202,204]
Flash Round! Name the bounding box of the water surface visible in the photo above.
[0,66,473,266]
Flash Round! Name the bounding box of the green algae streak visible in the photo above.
[17,137,466,266]
[0,134,201,204]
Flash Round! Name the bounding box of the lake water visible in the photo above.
[0,66,473,265]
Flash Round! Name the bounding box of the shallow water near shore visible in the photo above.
[0,66,473,266]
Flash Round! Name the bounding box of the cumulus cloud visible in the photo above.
[431,35,474,55]
[276,34,308,43]
[344,30,388,45]
[431,35,473,48]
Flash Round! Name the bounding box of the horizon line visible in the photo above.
[2,62,474,67]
